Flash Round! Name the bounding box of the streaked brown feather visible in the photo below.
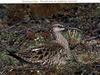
[13,43,64,65]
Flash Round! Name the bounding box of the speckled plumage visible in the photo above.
[8,23,71,66]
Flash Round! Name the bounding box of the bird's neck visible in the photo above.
[53,30,72,59]
[53,31,69,50]
[54,31,64,41]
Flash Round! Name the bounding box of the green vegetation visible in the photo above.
[0,51,18,65]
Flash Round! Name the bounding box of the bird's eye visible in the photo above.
[58,26,64,28]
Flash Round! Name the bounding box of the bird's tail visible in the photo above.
[7,50,31,64]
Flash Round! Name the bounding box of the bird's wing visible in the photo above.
[8,43,63,64]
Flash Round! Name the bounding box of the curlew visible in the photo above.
[8,23,72,66]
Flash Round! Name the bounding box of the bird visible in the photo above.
[7,23,72,66]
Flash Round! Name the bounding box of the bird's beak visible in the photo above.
[61,25,66,30]
[60,27,65,31]
[62,26,68,32]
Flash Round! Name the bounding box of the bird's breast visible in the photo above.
[55,32,69,48]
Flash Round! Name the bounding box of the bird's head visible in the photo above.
[52,23,65,32]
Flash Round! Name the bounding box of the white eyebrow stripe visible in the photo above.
[53,24,64,27]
